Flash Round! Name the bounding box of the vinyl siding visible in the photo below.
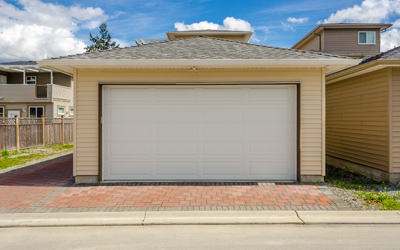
[391,67,400,173]
[74,68,325,177]
[326,69,389,172]
[324,28,381,56]
[298,35,320,51]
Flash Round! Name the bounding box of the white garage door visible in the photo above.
[102,85,296,181]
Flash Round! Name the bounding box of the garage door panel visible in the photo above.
[109,142,150,156]
[248,87,290,101]
[249,162,291,175]
[249,107,291,121]
[108,162,151,176]
[249,124,291,138]
[203,88,244,101]
[203,124,243,138]
[202,162,243,175]
[107,124,151,138]
[156,107,197,121]
[157,124,197,138]
[203,143,243,156]
[156,143,197,156]
[102,85,296,181]
[202,107,243,121]
[109,88,151,101]
[109,107,150,121]
[249,142,290,156]
[156,162,197,175]
[156,88,198,101]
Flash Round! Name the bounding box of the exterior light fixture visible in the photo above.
[189,66,198,73]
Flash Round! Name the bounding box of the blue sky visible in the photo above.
[58,0,366,48]
[1,0,400,61]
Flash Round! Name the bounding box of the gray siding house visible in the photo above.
[0,61,73,118]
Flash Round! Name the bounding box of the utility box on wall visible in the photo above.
[0,75,7,84]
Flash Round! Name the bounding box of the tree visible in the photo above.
[85,21,120,52]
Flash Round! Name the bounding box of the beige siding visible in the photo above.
[326,69,389,172]
[391,67,400,173]
[74,68,325,177]
[297,35,320,51]
[324,28,381,56]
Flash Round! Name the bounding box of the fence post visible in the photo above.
[42,116,45,148]
[62,115,65,145]
[15,116,19,152]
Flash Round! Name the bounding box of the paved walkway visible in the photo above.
[0,155,350,213]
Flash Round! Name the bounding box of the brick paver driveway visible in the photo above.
[0,155,347,213]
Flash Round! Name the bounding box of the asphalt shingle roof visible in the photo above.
[50,36,352,61]
[0,61,37,65]
[360,46,400,65]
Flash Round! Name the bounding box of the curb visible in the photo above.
[0,211,400,228]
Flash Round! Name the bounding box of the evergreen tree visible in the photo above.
[85,22,120,52]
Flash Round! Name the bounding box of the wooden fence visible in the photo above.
[0,117,73,151]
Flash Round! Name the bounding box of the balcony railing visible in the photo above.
[36,85,47,98]
[0,84,72,103]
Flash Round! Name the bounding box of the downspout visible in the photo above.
[313,32,322,51]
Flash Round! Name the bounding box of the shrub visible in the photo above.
[1,150,10,158]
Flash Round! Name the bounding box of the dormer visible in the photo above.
[292,23,392,58]
[166,30,253,43]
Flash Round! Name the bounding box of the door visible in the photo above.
[8,110,20,118]
[102,85,297,181]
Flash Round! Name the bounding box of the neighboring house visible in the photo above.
[292,23,392,58]
[294,23,400,183]
[325,46,400,183]
[38,30,358,183]
[0,61,74,118]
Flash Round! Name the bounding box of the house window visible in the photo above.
[358,31,375,44]
[58,107,65,115]
[0,107,4,118]
[26,76,36,85]
[70,108,74,116]
[29,107,44,118]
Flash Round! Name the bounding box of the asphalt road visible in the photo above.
[1,224,399,250]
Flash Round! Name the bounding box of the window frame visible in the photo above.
[69,107,74,116]
[57,106,65,116]
[0,106,4,118]
[28,106,45,118]
[358,31,376,45]
[26,76,37,85]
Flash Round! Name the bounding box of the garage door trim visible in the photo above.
[98,82,300,181]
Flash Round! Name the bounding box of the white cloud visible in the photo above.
[321,0,400,51]
[0,0,107,62]
[281,22,295,32]
[322,0,398,23]
[381,28,400,51]
[174,17,267,42]
[287,17,308,24]
[175,17,253,32]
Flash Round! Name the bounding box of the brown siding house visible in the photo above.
[292,24,392,58]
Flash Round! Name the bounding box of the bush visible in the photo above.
[1,150,10,158]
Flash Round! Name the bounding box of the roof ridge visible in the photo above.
[47,35,358,61]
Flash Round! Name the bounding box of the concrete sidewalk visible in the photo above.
[0,211,399,227]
